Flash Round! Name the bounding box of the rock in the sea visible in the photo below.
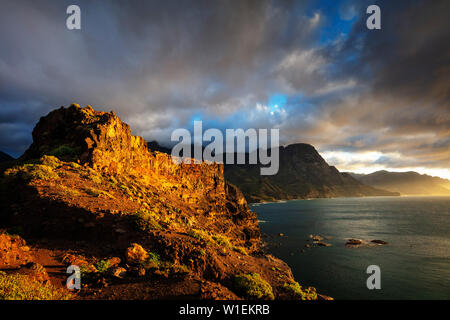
[316,241,332,247]
[346,239,362,246]
[371,239,388,245]
[309,234,323,241]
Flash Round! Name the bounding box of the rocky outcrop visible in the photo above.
[0,233,33,268]
[21,104,237,220]
[0,104,322,300]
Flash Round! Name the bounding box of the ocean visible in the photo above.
[250,196,450,300]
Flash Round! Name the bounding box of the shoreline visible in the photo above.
[249,194,450,206]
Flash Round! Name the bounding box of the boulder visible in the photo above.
[109,267,127,278]
[18,262,49,283]
[126,243,149,264]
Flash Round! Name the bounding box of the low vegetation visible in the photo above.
[233,273,274,300]
[48,144,81,161]
[283,281,318,300]
[5,163,59,181]
[0,271,71,300]
[94,260,112,273]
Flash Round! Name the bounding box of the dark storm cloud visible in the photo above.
[0,0,325,156]
[285,0,450,170]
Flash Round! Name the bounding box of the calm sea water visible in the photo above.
[251,196,450,300]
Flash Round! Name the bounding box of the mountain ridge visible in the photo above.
[0,151,14,162]
[348,170,450,195]
[223,143,399,202]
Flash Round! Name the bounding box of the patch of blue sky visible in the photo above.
[268,93,287,112]
[307,0,359,45]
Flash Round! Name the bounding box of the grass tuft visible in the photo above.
[0,271,72,300]
[283,281,317,300]
[233,273,274,300]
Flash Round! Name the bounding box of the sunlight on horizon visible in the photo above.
[321,151,450,180]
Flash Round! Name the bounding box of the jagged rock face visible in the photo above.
[23,104,227,202]
[24,104,161,175]
[19,104,258,246]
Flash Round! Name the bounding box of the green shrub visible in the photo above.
[94,260,111,273]
[132,210,163,232]
[212,234,232,249]
[0,271,71,300]
[187,229,211,244]
[40,155,61,168]
[141,251,161,269]
[5,163,59,181]
[233,273,274,300]
[48,144,80,160]
[283,281,317,300]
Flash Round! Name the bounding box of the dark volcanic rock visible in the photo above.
[346,239,363,246]
[371,239,388,245]
[0,151,14,162]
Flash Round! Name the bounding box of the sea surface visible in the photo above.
[250,196,450,300]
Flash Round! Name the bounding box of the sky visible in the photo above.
[0,0,449,178]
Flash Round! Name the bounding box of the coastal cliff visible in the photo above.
[0,104,326,300]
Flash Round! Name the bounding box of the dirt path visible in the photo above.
[29,247,67,287]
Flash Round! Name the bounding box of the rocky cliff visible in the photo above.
[0,104,326,300]
[225,144,399,202]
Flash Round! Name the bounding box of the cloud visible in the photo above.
[0,0,448,179]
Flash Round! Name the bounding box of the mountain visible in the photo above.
[349,170,450,195]
[0,151,14,162]
[0,104,326,300]
[147,140,172,154]
[224,144,399,203]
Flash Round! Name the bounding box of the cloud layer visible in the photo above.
[0,0,448,177]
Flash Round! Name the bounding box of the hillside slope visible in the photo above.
[224,144,399,203]
[349,170,450,195]
[0,104,326,300]
[0,151,14,162]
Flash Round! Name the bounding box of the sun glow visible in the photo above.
[321,151,450,180]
